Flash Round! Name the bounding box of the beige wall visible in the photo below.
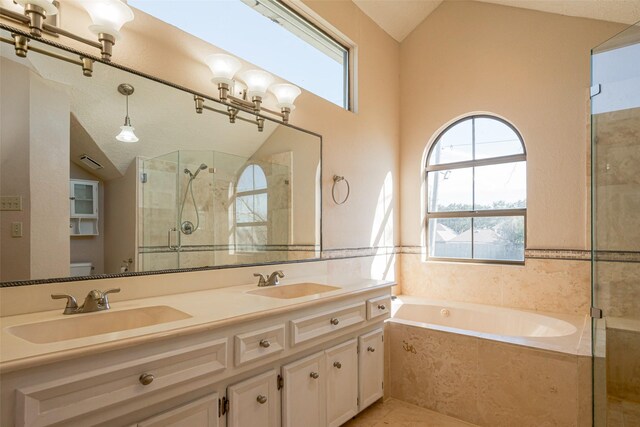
[400,1,622,250]
[398,2,623,315]
[0,58,70,281]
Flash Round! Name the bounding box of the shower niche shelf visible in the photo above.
[69,179,99,236]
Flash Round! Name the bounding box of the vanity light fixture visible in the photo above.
[197,53,302,131]
[115,83,139,143]
[0,0,133,72]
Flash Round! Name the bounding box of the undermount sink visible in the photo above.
[247,283,341,299]
[8,306,192,344]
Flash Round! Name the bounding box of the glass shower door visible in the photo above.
[141,152,180,271]
[591,21,640,426]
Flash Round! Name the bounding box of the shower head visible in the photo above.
[192,163,208,179]
[184,164,208,180]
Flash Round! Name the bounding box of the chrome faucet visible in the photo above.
[253,270,284,287]
[51,288,120,315]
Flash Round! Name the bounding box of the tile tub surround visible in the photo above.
[387,321,592,427]
[400,253,591,316]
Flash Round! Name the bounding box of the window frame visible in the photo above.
[425,114,527,265]
[241,0,352,110]
[235,164,269,253]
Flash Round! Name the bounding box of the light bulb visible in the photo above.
[205,53,241,86]
[14,0,57,15]
[80,0,134,39]
[116,124,138,143]
[239,69,274,99]
[270,83,301,110]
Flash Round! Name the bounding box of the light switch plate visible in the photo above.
[1,196,22,211]
[11,222,23,238]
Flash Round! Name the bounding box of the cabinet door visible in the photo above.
[282,351,325,427]
[227,370,279,427]
[70,180,98,217]
[137,393,219,427]
[358,328,384,410]
[326,339,358,427]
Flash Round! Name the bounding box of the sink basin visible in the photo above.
[8,306,192,344]
[247,283,341,299]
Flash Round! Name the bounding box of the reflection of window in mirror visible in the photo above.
[235,164,268,251]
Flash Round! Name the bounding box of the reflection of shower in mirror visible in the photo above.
[180,163,208,235]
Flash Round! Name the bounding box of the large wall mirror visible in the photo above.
[0,28,321,286]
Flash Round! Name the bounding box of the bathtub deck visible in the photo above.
[343,398,478,427]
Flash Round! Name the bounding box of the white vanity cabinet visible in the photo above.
[282,351,326,427]
[358,328,384,410]
[227,370,280,427]
[325,339,358,427]
[0,285,393,427]
[136,393,219,427]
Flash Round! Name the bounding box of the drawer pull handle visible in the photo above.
[310,371,320,379]
[377,304,386,310]
[367,346,376,353]
[257,395,268,404]
[330,317,339,326]
[139,373,154,386]
[333,361,342,369]
[259,339,271,348]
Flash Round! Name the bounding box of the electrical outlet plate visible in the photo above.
[1,196,22,211]
[11,222,23,237]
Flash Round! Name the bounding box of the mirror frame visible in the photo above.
[0,22,323,288]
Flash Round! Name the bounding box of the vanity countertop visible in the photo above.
[0,279,395,373]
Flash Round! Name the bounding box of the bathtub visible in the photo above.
[389,295,590,355]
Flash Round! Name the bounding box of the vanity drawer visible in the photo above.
[290,302,366,346]
[16,338,227,427]
[235,324,285,366]
[366,295,391,320]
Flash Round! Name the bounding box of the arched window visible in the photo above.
[236,164,268,249]
[426,115,526,263]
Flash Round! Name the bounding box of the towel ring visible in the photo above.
[332,175,350,205]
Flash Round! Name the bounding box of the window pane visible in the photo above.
[237,167,254,193]
[473,216,524,261]
[254,193,268,221]
[253,165,267,190]
[474,162,526,209]
[427,168,473,212]
[429,118,473,165]
[474,117,524,159]
[128,0,348,108]
[429,218,472,259]
[236,195,253,223]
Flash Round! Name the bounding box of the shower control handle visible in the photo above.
[167,227,178,251]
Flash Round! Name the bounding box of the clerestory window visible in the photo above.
[425,115,527,263]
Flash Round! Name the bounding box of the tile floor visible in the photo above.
[608,397,640,427]
[343,398,477,427]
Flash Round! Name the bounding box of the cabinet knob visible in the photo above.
[259,339,271,348]
[256,395,268,404]
[309,371,319,379]
[377,304,386,310]
[367,346,376,353]
[330,317,339,326]
[333,361,342,369]
[139,373,154,386]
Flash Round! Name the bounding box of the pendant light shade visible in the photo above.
[116,124,139,143]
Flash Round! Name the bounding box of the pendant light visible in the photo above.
[115,83,139,143]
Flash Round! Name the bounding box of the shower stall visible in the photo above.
[139,150,291,271]
[591,21,640,425]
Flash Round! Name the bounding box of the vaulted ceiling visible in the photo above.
[352,0,640,42]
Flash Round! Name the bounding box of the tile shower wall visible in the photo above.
[387,322,592,427]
